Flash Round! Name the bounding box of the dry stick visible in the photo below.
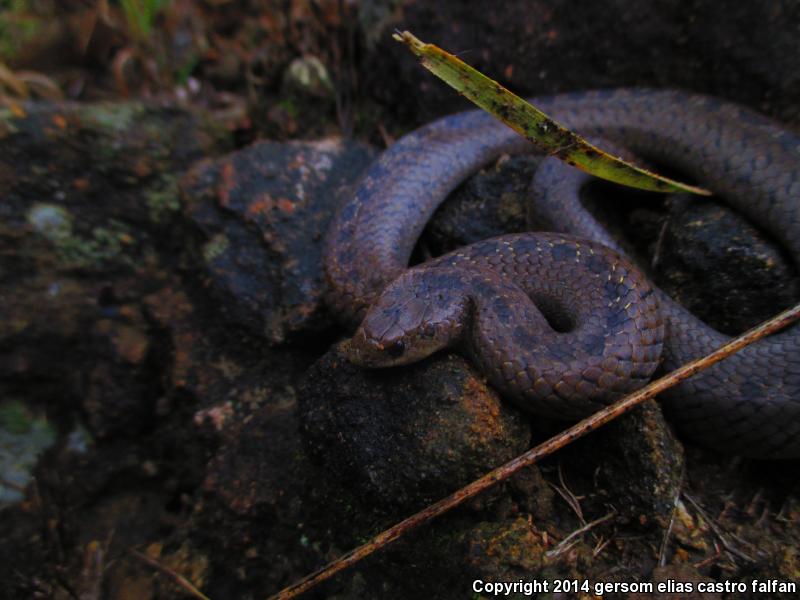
[268,302,800,600]
[130,549,211,600]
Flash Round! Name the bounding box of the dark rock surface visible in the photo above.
[650,199,800,333]
[0,101,230,439]
[561,401,684,529]
[295,343,690,597]
[299,344,531,509]
[0,101,331,597]
[195,397,326,598]
[181,138,375,343]
[424,154,536,255]
[363,0,800,127]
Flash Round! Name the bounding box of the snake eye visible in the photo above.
[387,340,406,358]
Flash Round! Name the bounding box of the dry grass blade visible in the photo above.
[393,30,710,196]
[658,467,685,566]
[267,302,800,599]
[545,511,616,559]
[15,71,63,100]
[682,493,762,563]
[0,62,29,99]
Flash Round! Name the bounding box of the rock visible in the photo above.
[560,401,684,530]
[181,138,375,343]
[292,343,687,598]
[424,154,536,254]
[465,516,548,577]
[196,394,328,598]
[142,285,315,422]
[298,344,531,510]
[83,313,159,438]
[203,397,308,518]
[0,101,230,437]
[650,199,800,334]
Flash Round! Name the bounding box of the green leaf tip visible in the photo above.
[393,30,711,197]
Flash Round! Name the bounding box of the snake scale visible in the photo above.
[324,89,800,458]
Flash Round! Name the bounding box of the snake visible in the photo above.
[323,89,800,459]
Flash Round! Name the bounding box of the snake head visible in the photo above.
[345,267,470,368]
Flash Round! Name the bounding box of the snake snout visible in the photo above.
[346,271,471,368]
[345,325,417,368]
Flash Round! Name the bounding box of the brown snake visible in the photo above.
[324,89,800,458]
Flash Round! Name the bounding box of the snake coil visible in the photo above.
[324,89,800,458]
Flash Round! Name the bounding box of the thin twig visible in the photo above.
[545,511,616,558]
[658,465,684,567]
[77,539,107,600]
[554,462,584,523]
[682,493,761,564]
[592,535,613,558]
[129,549,211,600]
[693,542,724,569]
[268,302,800,600]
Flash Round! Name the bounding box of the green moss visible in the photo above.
[0,399,56,506]
[26,203,138,269]
[145,176,181,223]
[277,98,300,119]
[26,203,73,241]
[202,233,230,263]
[0,0,40,61]
[0,400,33,435]
[82,103,147,134]
[121,0,171,43]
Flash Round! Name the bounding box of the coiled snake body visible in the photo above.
[324,89,800,458]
